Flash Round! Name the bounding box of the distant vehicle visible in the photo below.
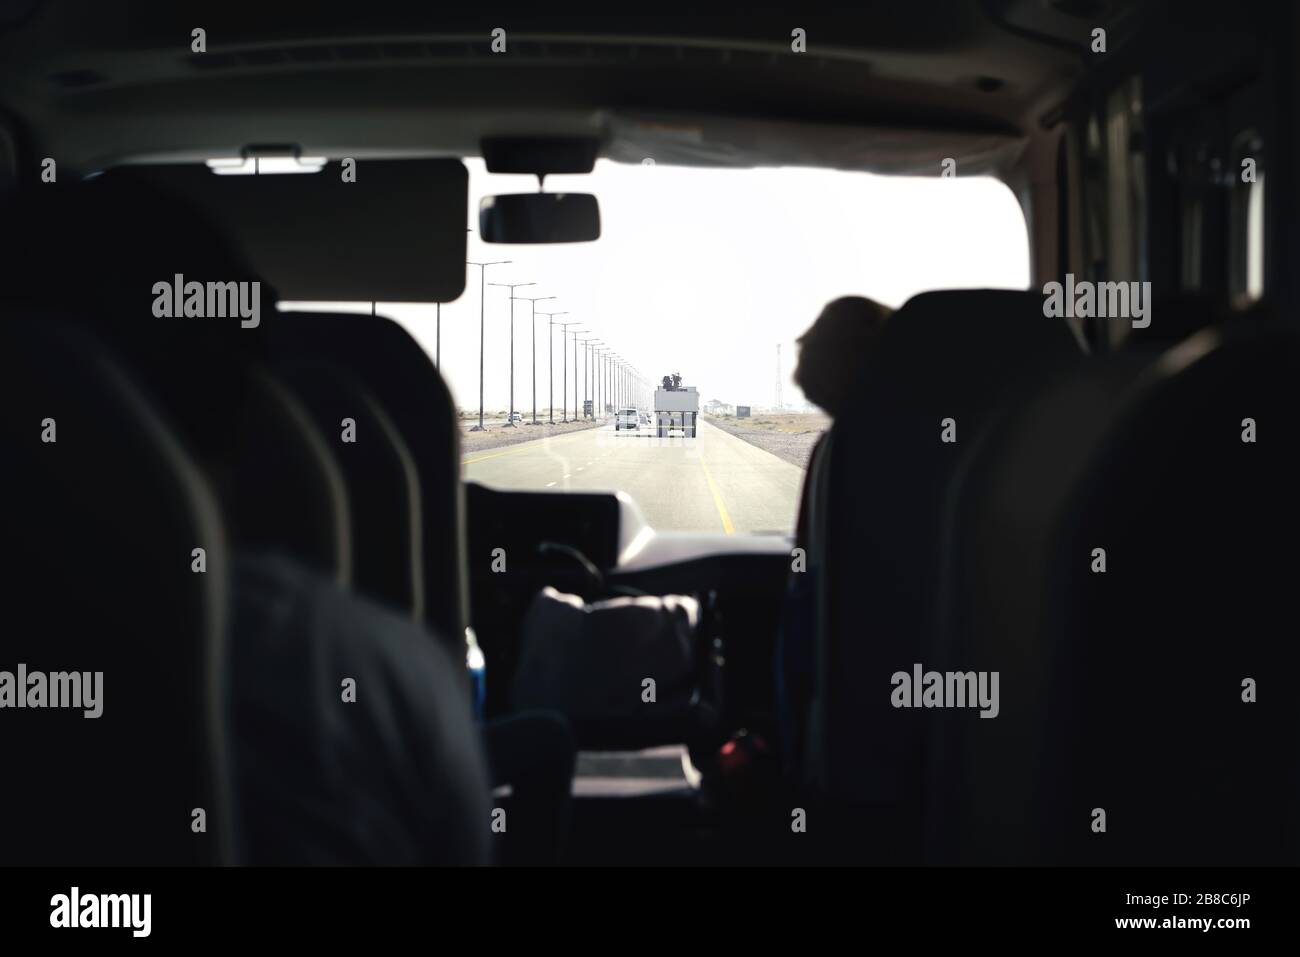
[507,411,523,424]
[654,373,699,437]
[615,408,639,430]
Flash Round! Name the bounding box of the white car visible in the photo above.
[615,408,639,430]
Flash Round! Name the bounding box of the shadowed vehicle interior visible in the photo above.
[0,0,1296,888]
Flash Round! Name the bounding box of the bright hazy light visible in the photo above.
[283,157,1030,412]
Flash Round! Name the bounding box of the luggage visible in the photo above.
[511,586,721,750]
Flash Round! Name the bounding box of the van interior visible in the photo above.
[0,0,1296,875]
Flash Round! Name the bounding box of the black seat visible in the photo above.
[930,316,1300,864]
[141,337,353,585]
[257,311,468,654]
[273,359,424,618]
[802,289,1084,855]
[0,177,490,865]
[0,179,352,584]
[0,316,232,864]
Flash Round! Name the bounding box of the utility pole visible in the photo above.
[487,281,535,427]
[539,312,568,423]
[466,260,510,431]
[575,333,592,422]
[556,321,584,423]
[515,295,556,424]
[595,346,607,418]
[586,340,604,419]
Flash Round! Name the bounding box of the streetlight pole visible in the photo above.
[466,260,511,431]
[538,311,568,424]
[594,346,606,419]
[488,281,535,427]
[556,322,583,423]
[515,295,556,424]
[586,340,603,419]
[582,339,590,416]
[575,333,591,421]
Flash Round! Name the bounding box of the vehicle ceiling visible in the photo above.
[0,1,1156,177]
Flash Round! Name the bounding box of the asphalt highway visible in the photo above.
[462,418,803,534]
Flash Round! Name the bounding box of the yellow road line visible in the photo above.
[462,429,586,465]
[698,454,735,535]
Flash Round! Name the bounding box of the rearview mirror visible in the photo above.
[478,193,601,243]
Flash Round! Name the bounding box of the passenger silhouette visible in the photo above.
[778,295,891,771]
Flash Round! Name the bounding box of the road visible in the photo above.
[462,418,804,534]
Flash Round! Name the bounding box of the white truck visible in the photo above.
[653,373,699,438]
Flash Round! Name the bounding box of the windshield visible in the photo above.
[283,156,1029,535]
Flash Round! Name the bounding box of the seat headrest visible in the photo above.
[876,288,1082,387]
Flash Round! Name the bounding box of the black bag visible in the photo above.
[511,586,721,750]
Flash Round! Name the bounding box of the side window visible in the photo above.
[1078,112,1107,351]
[1105,77,1146,289]
[1228,130,1265,308]
[1077,75,1146,350]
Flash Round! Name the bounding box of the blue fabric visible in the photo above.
[231,551,491,865]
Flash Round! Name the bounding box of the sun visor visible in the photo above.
[606,113,1027,178]
[103,158,467,302]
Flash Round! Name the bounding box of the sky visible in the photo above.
[283,157,1031,414]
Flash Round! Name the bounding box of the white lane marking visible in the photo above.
[546,481,557,487]
[563,474,571,479]
[577,467,584,473]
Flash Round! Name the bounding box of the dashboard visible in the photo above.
[463,481,792,724]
